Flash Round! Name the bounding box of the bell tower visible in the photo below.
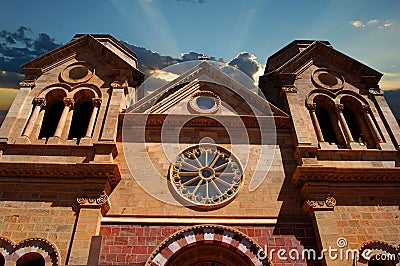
[0,34,144,265]
[260,40,400,266]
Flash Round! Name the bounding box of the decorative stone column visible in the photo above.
[21,97,46,138]
[335,104,354,146]
[54,98,74,138]
[85,98,102,138]
[362,105,383,145]
[47,98,74,144]
[307,103,324,142]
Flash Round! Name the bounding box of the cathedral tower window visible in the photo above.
[38,89,66,140]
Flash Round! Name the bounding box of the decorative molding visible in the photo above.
[0,162,121,188]
[293,166,400,184]
[111,79,128,89]
[282,86,297,93]
[306,103,317,111]
[189,90,221,114]
[77,191,110,213]
[304,195,336,212]
[101,216,278,225]
[33,97,46,108]
[368,88,383,96]
[92,98,102,107]
[0,237,59,265]
[335,103,344,112]
[63,97,74,108]
[19,80,36,88]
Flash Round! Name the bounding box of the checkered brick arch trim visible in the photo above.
[0,237,60,265]
[145,224,270,266]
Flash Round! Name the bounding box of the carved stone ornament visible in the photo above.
[76,192,109,206]
[19,80,36,88]
[33,97,46,108]
[282,86,297,93]
[304,195,336,212]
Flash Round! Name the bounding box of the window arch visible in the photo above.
[340,96,376,148]
[68,89,98,140]
[313,95,346,146]
[38,89,67,139]
[16,252,45,266]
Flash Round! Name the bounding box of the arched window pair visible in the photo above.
[307,92,383,149]
[21,87,101,143]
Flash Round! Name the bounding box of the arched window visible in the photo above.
[68,89,95,140]
[341,97,376,148]
[16,252,45,266]
[313,96,346,146]
[39,89,66,139]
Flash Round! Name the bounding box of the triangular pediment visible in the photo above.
[127,61,288,117]
[268,41,382,85]
[21,34,144,86]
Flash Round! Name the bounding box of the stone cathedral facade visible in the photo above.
[0,35,399,266]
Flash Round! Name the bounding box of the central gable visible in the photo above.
[127,61,288,117]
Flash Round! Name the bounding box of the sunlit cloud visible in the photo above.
[380,72,400,90]
[379,20,394,28]
[368,19,378,24]
[351,20,365,27]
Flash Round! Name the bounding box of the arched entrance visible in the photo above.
[146,225,270,266]
[167,243,253,265]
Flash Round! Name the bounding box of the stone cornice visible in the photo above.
[119,113,292,130]
[293,166,400,185]
[0,162,121,188]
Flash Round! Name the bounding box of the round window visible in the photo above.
[60,62,94,84]
[169,144,243,208]
[311,69,344,90]
[196,96,216,110]
[189,91,221,113]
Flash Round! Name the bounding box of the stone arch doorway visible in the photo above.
[146,224,270,266]
[167,243,252,265]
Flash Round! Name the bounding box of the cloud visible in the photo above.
[351,20,365,27]
[379,20,394,28]
[0,26,61,72]
[368,19,378,24]
[228,52,264,84]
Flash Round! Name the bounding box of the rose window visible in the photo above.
[169,144,243,208]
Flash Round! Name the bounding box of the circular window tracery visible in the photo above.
[169,144,243,208]
[189,91,221,114]
[312,69,344,90]
[61,62,94,84]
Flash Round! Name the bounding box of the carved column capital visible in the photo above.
[92,98,102,107]
[63,98,74,108]
[33,97,46,108]
[111,80,128,89]
[306,103,317,111]
[335,104,344,113]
